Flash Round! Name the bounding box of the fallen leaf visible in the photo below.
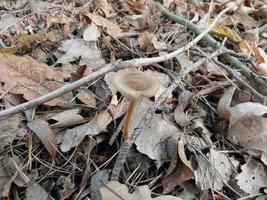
[28,119,58,158]
[138,31,167,52]
[132,98,181,166]
[104,72,117,95]
[253,46,267,77]
[176,52,192,70]
[228,115,267,152]
[57,39,105,69]
[254,5,267,18]
[96,0,113,16]
[90,170,110,200]
[26,180,49,200]
[29,0,55,12]
[2,154,28,187]
[236,158,267,195]
[0,115,19,147]
[233,5,261,28]
[100,181,182,200]
[83,13,121,36]
[76,89,96,108]
[0,53,72,106]
[0,161,10,197]
[46,14,74,37]
[174,105,189,127]
[211,22,251,53]
[0,13,19,30]
[217,87,267,126]
[162,137,194,193]
[49,108,85,129]
[60,99,128,152]
[194,149,239,190]
[83,23,100,42]
[212,22,240,43]
[63,176,75,198]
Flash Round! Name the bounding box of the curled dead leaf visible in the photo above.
[100,181,182,200]
[82,13,121,36]
[0,115,19,147]
[28,119,58,158]
[217,87,267,126]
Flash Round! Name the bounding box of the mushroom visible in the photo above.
[113,69,159,139]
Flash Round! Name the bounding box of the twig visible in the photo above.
[0,3,233,119]
[212,59,267,105]
[157,3,267,96]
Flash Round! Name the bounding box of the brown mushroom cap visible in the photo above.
[113,69,159,98]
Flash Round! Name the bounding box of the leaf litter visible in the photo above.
[0,0,267,199]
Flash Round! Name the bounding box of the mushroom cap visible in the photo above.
[113,69,159,98]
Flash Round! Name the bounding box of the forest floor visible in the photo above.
[0,0,267,199]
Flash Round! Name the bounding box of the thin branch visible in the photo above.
[157,2,267,96]
[212,59,267,105]
[0,3,234,119]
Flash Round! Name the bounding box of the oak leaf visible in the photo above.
[0,53,72,106]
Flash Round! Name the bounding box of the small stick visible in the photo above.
[157,2,267,96]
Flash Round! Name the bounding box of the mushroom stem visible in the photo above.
[123,97,137,139]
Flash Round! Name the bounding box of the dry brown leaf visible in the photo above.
[236,158,267,195]
[28,119,58,158]
[46,14,73,28]
[253,46,267,76]
[211,22,251,53]
[162,138,193,193]
[57,39,105,69]
[194,149,239,190]
[138,31,167,52]
[62,176,75,198]
[232,5,261,28]
[49,108,85,129]
[26,180,49,200]
[254,5,267,18]
[135,114,180,166]
[217,87,267,126]
[2,154,28,187]
[60,99,128,152]
[176,52,192,70]
[121,0,148,14]
[76,89,96,108]
[28,0,55,12]
[174,105,189,127]
[100,181,182,200]
[0,13,19,30]
[96,0,113,16]
[0,32,56,54]
[0,115,19,147]
[83,13,121,36]
[0,161,10,197]
[228,115,267,151]
[0,53,72,106]
[174,90,192,127]
[46,14,75,37]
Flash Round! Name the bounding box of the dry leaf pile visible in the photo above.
[0,0,267,199]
